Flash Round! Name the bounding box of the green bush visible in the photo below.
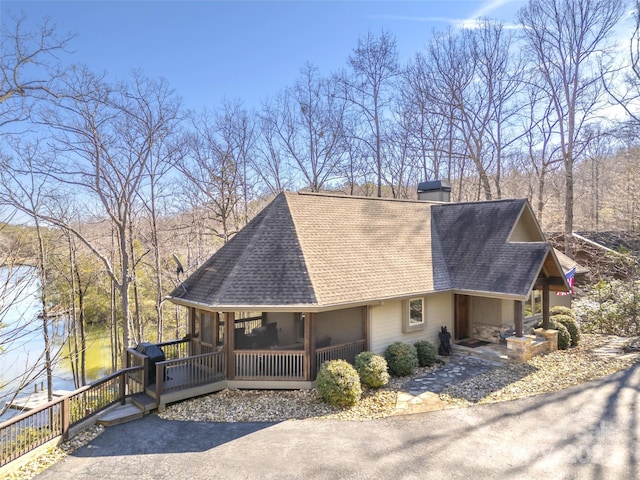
[414,340,438,367]
[536,318,571,350]
[355,351,390,388]
[316,360,362,407]
[550,305,576,320]
[552,314,581,346]
[384,342,418,377]
[573,279,640,336]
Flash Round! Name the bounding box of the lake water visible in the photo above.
[0,267,112,421]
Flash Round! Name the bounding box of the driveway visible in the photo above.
[36,363,640,479]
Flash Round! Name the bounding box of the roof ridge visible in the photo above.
[292,190,436,205]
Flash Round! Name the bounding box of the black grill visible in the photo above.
[135,342,166,384]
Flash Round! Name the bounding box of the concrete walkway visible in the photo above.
[35,362,640,479]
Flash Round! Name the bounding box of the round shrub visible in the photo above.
[549,320,571,350]
[355,351,390,388]
[414,340,438,367]
[550,305,576,320]
[535,318,571,350]
[384,342,418,377]
[316,360,362,407]
[552,314,581,347]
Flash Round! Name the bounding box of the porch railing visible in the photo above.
[234,315,263,333]
[155,351,226,397]
[234,350,305,380]
[0,366,143,468]
[315,340,367,375]
[157,338,189,360]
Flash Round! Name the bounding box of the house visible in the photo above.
[140,186,568,408]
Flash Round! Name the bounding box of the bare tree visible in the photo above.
[260,64,346,192]
[214,99,258,224]
[0,12,72,128]
[338,30,399,197]
[398,52,458,184]
[517,82,563,223]
[519,0,624,253]
[38,68,180,350]
[426,21,521,200]
[176,110,243,245]
[0,140,61,401]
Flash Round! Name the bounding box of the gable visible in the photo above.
[508,203,545,242]
[431,199,549,298]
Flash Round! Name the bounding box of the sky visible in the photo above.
[1,0,537,112]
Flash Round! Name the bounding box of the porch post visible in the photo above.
[225,312,235,380]
[188,307,196,356]
[361,306,369,351]
[514,300,524,337]
[304,312,316,381]
[542,283,550,330]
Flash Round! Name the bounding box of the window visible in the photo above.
[525,290,542,318]
[296,313,305,340]
[201,312,214,345]
[403,297,425,332]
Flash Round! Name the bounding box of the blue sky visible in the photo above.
[3,1,529,112]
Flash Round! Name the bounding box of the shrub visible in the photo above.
[316,360,362,407]
[414,340,438,367]
[355,351,390,388]
[384,342,418,377]
[550,305,576,320]
[536,318,571,350]
[573,279,640,336]
[552,314,581,347]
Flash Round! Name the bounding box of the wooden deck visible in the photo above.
[125,339,367,410]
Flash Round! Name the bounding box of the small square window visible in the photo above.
[403,297,425,332]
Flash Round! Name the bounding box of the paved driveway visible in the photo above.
[36,363,640,479]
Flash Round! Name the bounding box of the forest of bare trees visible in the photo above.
[0,1,639,391]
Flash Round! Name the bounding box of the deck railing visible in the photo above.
[234,315,263,333]
[0,366,143,468]
[234,350,305,380]
[157,338,189,360]
[155,351,226,397]
[315,340,367,375]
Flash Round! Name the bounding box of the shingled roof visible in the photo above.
[168,192,566,311]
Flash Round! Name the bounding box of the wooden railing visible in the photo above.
[234,350,305,380]
[124,348,148,393]
[157,338,189,360]
[155,351,226,397]
[235,315,263,333]
[315,340,366,375]
[0,367,143,468]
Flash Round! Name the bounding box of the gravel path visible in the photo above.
[5,333,638,480]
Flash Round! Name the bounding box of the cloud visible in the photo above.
[368,15,465,26]
[470,0,521,19]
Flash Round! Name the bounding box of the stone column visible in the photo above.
[506,336,533,362]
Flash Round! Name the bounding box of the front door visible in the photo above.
[454,294,471,340]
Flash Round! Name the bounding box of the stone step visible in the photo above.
[97,403,144,427]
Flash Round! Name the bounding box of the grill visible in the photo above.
[135,342,166,384]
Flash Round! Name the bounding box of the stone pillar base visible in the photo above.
[506,336,534,362]
[535,328,559,352]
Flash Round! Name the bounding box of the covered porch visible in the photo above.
[124,307,368,410]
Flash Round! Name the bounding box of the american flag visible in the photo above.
[556,266,576,296]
